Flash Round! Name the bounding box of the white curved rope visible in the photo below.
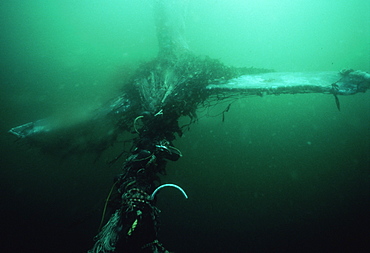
[133,115,144,134]
[151,183,188,200]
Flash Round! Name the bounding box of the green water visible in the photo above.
[0,1,369,252]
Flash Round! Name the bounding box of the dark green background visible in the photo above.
[1,1,369,252]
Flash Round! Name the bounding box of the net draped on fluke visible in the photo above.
[8,1,370,252]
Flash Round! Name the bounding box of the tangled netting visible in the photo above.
[86,52,272,252]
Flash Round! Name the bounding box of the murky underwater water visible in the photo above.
[0,1,369,252]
